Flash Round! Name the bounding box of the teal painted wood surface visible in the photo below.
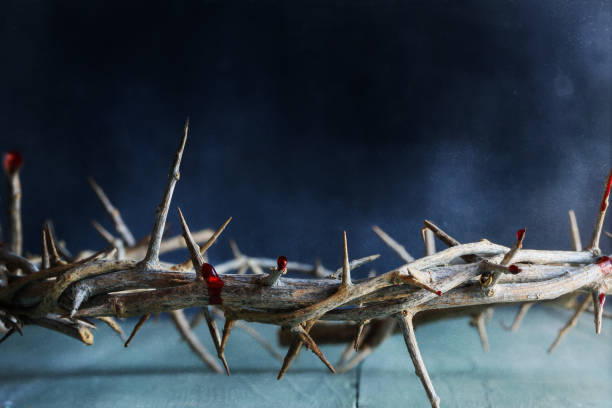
[0,306,610,407]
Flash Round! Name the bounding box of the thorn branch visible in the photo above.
[396,311,440,408]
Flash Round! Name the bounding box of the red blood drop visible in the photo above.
[201,263,224,304]
[277,255,288,270]
[436,291,442,296]
[601,168,612,212]
[597,256,612,276]
[508,264,521,275]
[599,293,606,307]
[201,263,218,280]
[3,151,23,173]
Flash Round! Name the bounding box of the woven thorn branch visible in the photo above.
[0,121,611,407]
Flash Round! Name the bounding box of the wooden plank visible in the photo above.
[0,315,356,408]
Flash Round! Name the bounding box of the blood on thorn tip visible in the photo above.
[508,265,521,275]
[3,151,23,173]
[516,228,526,243]
[597,256,612,276]
[202,263,224,305]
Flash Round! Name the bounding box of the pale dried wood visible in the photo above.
[88,177,136,247]
[396,311,440,408]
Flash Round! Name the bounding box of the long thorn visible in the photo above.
[177,214,232,270]
[198,216,232,257]
[396,311,440,408]
[353,321,369,351]
[70,285,89,317]
[337,342,356,368]
[211,307,283,362]
[41,228,50,269]
[423,220,460,247]
[592,287,606,334]
[586,166,612,253]
[548,295,591,353]
[372,225,414,263]
[4,151,23,256]
[488,228,526,289]
[0,328,16,345]
[327,254,381,280]
[421,228,436,256]
[233,320,284,362]
[341,231,352,288]
[92,220,125,259]
[190,308,205,329]
[202,307,231,373]
[142,119,189,268]
[92,220,117,245]
[339,318,397,373]
[294,325,335,374]
[470,309,490,352]
[220,318,235,355]
[423,220,479,263]
[338,347,373,373]
[277,320,316,379]
[44,222,65,266]
[568,210,582,251]
[395,271,441,296]
[176,207,204,272]
[504,303,533,332]
[124,314,150,347]
[88,177,136,246]
[97,316,125,341]
[169,310,224,373]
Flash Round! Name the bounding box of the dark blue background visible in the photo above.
[1,1,610,274]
